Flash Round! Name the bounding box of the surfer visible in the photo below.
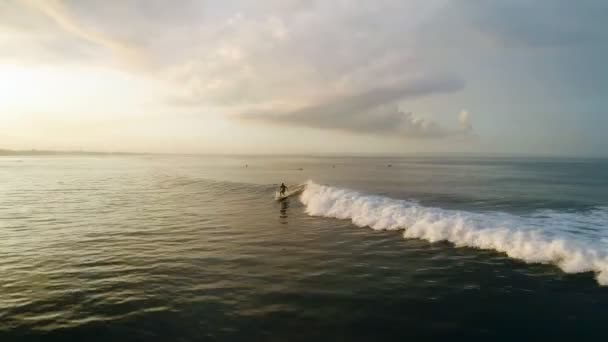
[279,183,288,196]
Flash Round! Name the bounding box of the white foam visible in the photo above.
[300,181,608,285]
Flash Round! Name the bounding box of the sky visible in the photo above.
[1,0,607,156]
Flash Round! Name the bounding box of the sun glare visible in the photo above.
[0,63,65,114]
[0,62,162,123]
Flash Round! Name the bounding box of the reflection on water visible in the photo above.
[280,199,289,222]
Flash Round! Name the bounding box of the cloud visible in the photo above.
[3,0,474,140]
[21,0,150,68]
[157,1,474,139]
[239,78,470,138]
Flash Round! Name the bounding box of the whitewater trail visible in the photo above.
[300,181,608,286]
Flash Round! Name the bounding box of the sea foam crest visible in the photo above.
[300,181,608,285]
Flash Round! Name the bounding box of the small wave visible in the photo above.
[300,181,608,285]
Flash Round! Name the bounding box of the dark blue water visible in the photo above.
[1,155,607,341]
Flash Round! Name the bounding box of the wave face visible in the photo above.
[300,181,608,285]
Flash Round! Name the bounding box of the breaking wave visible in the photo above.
[300,181,608,285]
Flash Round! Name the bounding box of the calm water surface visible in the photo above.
[1,155,607,341]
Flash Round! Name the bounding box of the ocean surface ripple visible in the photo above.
[1,155,608,340]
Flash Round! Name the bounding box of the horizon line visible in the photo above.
[1,148,606,160]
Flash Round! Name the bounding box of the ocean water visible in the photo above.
[1,155,608,341]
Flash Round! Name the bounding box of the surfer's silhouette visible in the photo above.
[279,183,288,196]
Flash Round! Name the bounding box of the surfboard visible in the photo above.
[274,185,305,201]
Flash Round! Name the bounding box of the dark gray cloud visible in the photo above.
[239,77,469,138]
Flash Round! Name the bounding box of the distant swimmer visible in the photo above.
[279,182,288,196]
